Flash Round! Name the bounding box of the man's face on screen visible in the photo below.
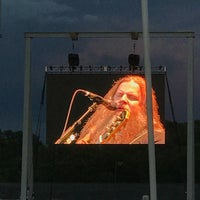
[113,80,141,112]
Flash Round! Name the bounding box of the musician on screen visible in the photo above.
[75,75,165,144]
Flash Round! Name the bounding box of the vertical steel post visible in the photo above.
[187,36,195,200]
[141,1,157,200]
[20,36,33,200]
[0,0,2,38]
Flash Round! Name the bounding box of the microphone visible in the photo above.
[79,89,117,110]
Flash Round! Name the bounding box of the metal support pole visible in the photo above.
[141,0,157,200]
[142,195,149,200]
[0,0,2,38]
[187,36,195,200]
[20,37,33,200]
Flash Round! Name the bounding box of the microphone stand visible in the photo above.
[55,103,97,144]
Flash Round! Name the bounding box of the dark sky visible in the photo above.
[0,0,200,132]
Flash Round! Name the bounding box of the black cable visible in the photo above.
[34,72,47,166]
[30,72,47,199]
[165,71,176,123]
[35,72,47,138]
[165,69,186,184]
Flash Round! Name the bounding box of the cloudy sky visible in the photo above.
[0,0,200,132]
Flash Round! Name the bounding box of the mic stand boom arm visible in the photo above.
[55,103,97,144]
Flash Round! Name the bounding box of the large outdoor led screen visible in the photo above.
[46,72,165,145]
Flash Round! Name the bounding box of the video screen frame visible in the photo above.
[46,67,165,145]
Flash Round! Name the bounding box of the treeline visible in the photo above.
[0,120,200,183]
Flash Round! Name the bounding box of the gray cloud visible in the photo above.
[83,14,98,22]
[0,0,200,131]
[4,0,74,25]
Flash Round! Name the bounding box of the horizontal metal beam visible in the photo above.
[45,65,166,75]
[24,31,195,39]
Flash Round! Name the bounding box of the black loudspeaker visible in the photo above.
[128,54,140,66]
[68,53,79,66]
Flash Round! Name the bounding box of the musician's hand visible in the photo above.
[76,139,88,144]
[76,134,90,144]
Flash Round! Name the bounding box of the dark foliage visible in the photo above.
[0,121,199,183]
